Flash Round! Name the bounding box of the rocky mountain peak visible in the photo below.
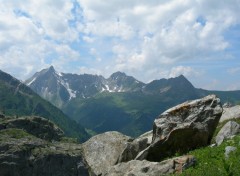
[48,65,55,72]
[109,71,127,80]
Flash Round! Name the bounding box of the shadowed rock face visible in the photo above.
[136,95,223,162]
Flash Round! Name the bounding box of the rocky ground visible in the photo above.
[0,94,240,176]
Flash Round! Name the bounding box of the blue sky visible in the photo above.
[0,0,240,90]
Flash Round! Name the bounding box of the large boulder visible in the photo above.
[82,131,132,175]
[106,155,196,176]
[0,116,64,141]
[215,121,240,145]
[220,105,240,122]
[136,95,222,161]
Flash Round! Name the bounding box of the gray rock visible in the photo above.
[82,131,132,175]
[222,102,232,108]
[225,146,237,158]
[106,155,196,176]
[117,131,152,163]
[216,121,240,145]
[220,105,240,122]
[117,138,148,163]
[0,129,90,176]
[137,95,222,161]
[0,116,64,141]
[136,130,153,145]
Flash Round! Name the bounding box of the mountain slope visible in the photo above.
[0,70,89,142]
[25,66,144,108]
[26,67,240,137]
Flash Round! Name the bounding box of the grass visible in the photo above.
[60,137,79,143]
[0,128,34,140]
[211,118,240,144]
[178,135,240,176]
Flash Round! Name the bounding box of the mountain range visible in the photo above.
[0,69,89,142]
[26,66,240,137]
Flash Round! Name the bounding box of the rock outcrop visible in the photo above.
[0,116,64,141]
[220,105,240,122]
[0,128,90,176]
[106,155,196,176]
[0,95,225,175]
[216,121,240,145]
[136,95,222,161]
[82,131,132,175]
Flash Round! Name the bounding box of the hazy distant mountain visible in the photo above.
[0,69,90,142]
[26,66,240,137]
[25,66,144,108]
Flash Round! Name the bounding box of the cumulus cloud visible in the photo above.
[77,0,239,80]
[168,66,201,78]
[0,0,240,89]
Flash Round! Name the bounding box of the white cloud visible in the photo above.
[168,66,201,78]
[82,36,95,43]
[0,0,240,90]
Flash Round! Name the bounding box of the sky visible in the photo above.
[0,0,240,90]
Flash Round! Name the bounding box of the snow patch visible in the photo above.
[82,93,86,99]
[65,82,76,100]
[27,77,36,86]
[105,85,114,92]
[58,78,76,100]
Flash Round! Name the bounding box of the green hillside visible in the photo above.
[0,70,90,142]
[63,92,198,137]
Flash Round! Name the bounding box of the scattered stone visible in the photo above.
[216,121,240,145]
[136,95,223,161]
[220,105,240,122]
[210,143,217,148]
[225,146,237,159]
[106,155,196,176]
[82,131,132,175]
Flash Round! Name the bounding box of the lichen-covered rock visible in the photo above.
[137,95,222,161]
[82,131,132,175]
[0,128,90,176]
[220,105,240,122]
[216,121,240,145]
[0,116,64,141]
[106,155,196,176]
